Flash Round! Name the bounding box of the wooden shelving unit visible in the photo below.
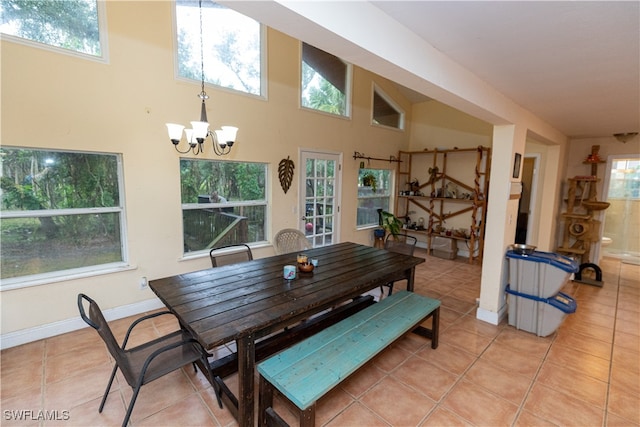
[557,145,609,264]
[394,146,491,264]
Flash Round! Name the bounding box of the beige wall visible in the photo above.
[1,2,414,336]
[1,1,585,341]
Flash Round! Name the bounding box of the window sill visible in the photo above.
[0,263,136,292]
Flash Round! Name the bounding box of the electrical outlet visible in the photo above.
[139,276,148,290]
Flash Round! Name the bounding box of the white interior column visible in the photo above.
[477,124,527,324]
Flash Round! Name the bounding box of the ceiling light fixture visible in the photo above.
[613,132,638,143]
[165,0,238,156]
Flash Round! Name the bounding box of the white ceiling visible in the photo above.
[370,1,640,139]
[225,1,639,139]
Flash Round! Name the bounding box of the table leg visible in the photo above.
[405,267,416,291]
[237,334,255,427]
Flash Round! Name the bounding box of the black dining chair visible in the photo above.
[209,243,253,267]
[380,234,418,297]
[77,294,222,427]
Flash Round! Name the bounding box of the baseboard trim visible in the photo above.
[0,297,165,350]
[475,303,507,325]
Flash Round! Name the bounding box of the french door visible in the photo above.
[299,150,342,247]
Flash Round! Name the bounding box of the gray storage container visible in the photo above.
[506,250,578,297]
[431,236,457,260]
[506,250,579,336]
[507,288,577,336]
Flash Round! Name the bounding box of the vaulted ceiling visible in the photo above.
[224,1,639,139]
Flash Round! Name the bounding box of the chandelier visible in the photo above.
[165,0,238,156]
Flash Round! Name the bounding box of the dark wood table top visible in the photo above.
[150,242,425,351]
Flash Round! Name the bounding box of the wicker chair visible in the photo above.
[274,228,312,255]
[77,294,222,427]
[209,244,253,267]
[381,234,418,296]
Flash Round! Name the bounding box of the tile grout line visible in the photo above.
[602,260,623,427]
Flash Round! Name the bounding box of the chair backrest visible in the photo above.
[274,228,312,255]
[384,234,417,256]
[209,244,253,267]
[77,294,135,382]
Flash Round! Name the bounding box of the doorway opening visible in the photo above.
[515,155,539,245]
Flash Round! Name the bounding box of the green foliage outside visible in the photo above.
[301,62,346,115]
[0,0,101,56]
[180,159,265,203]
[176,0,261,95]
[1,148,122,279]
[180,159,267,252]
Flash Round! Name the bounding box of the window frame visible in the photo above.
[0,147,128,290]
[173,0,267,99]
[356,168,395,229]
[179,158,269,257]
[0,0,109,63]
[300,42,352,119]
[371,84,405,130]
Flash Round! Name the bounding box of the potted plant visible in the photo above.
[377,209,403,237]
[361,172,377,192]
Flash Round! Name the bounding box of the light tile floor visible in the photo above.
[1,251,638,426]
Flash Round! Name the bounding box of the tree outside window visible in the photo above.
[176,0,262,96]
[357,168,392,228]
[301,42,350,117]
[0,148,125,284]
[0,0,102,57]
[180,159,267,253]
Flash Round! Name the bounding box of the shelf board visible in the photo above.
[561,213,592,220]
[401,229,473,241]
[557,247,586,255]
[398,195,484,204]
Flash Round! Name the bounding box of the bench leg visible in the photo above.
[431,306,440,349]
[259,375,274,427]
[300,404,315,427]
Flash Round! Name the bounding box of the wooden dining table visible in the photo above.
[149,241,425,427]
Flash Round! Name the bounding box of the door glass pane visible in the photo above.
[603,157,640,260]
[302,155,338,247]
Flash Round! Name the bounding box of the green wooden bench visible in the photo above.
[257,290,440,427]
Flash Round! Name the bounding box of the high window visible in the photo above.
[356,168,393,228]
[608,158,640,199]
[0,148,126,288]
[175,0,263,96]
[180,159,267,254]
[0,0,105,58]
[301,42,351,117]
[372,85,404,129]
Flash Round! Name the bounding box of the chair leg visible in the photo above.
[99,364,118,413]
[199,356,223,409]
[387,282,394,297]
[122,385,142,427]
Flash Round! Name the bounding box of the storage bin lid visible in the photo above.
[506,250,579,273]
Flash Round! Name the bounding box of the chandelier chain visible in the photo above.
[198,0,208,100]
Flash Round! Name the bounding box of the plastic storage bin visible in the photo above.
[506,250,578,297]
[506,286,577,336]
[506,250,578,336]
[432,236,457,260]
